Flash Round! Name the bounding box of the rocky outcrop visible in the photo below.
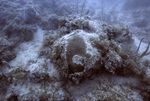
[51,29,136,84]
[49,17,147,85]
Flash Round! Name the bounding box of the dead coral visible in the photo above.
[96,40,123,74]
[103,25,133,43]
[58,16,94,35]
[102,24,138,53]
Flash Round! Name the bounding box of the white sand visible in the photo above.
[9,28,44,69]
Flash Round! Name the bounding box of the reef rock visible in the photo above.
[45,17,142,85]
[51,28,136,84]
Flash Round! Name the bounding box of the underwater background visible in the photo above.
[0,0,150,100]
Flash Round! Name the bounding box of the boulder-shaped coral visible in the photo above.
[52,30,101,80]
